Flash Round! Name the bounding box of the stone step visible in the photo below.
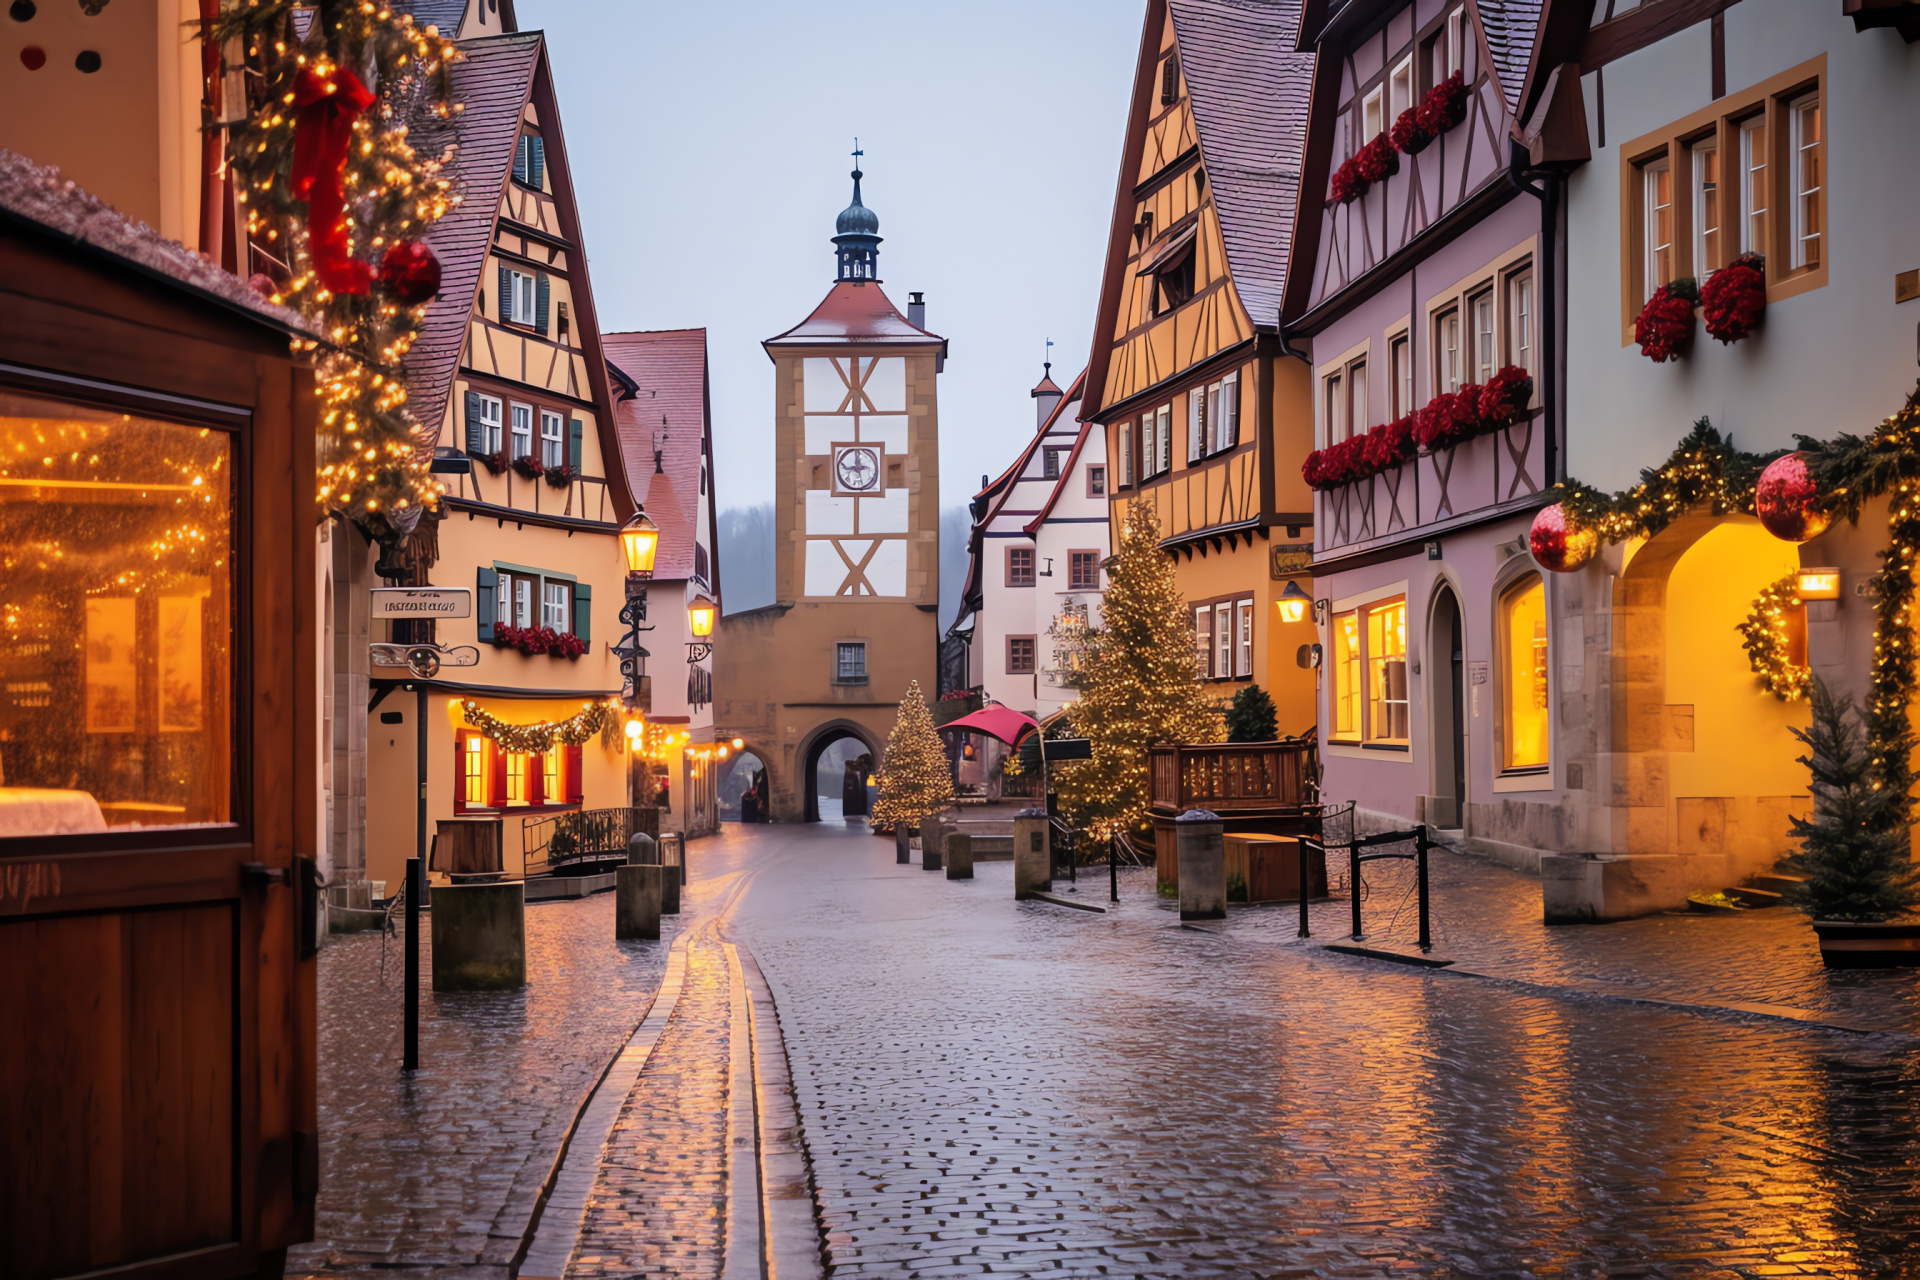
[1749,873,1806,896]
[1727,884,1786,909]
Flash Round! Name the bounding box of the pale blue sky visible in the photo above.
[516,0,1146,511]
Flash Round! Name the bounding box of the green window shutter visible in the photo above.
[572,582,591,644]
[513,136,528,184]
[497,265,511,323]
[568,417,583,474]
[465,391,484,454]
[529,136,545,188]
[535,274,550,335]
[476,566,498,641]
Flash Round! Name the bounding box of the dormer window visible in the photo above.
[1161,52,1180,105]
[513,134,546,189]
[1155,251,1195,315]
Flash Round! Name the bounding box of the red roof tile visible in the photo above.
[764,281,945,348]
[603,329,710,583]
[1469,0,1546,120]
[0,148,308,336]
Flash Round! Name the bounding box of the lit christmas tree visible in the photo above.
[1783,677,1920,922]
[1055,499,1221,836]
[871,679,956,831]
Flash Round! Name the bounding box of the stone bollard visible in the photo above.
[627,831,677,913]
[922,812,947,872]
[1176,809,1226,921]
[616,864,663,940]
[431,882,526,990]
[627,832,658,864]
[1013,808,1051,900]
[895,825,911,864]
[946,832,974,880]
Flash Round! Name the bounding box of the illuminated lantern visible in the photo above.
[378,240,443,306]
[687,592,717,638]
[1277,580,1311,624]
[1755,452,1832,543]
[619,508,660,575]
[1529,503,1598,573]
[624,718,643,741]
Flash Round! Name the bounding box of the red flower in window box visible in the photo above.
[542,464,575,488]
[1701,252,1766,344]
[1634,277,1700,363]
[475,449,507,476]
[1329,156,1368,204]
[1354,133,1400,184]
[1414,71,1469,138]
[1413,386,1485,452]
[1477,366,1534,427]
[1390,107,1433,155]
[549,630,588,660]
[511,453,547,479]
[1361,415,1416,471]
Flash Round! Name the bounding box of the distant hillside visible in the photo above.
[718,504,774,613]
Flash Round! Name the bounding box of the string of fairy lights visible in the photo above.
[213,0,462,530]
[1736,574,1813,702]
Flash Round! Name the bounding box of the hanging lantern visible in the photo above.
[619,508,660,575]
[1276,580,1311,624]
[1755,452,1832,543]
[1529,503,1598,573]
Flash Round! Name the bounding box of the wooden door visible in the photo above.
[0,238,319,1279]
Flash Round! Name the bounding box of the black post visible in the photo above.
[1109,832,1118,904]
[405,680,426,1072]
[1298,839,1311,938]
[1349,842,1363,941]
[1416,827,1432,953]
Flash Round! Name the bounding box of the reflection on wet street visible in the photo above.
[729,822,1920,1278]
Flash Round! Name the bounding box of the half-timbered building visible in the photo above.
[1083,0,1321,736]
[1285,0,1560,849]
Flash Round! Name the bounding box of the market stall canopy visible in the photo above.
[940,706,1040,746]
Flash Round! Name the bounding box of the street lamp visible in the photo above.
[686,591,716,662]
[615,508,660,704]
[1277,580,1312,624]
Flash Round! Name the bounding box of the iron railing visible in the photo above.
[522,807,653,879]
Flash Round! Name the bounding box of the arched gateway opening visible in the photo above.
[800,723,879,823]
[719,751,770,823]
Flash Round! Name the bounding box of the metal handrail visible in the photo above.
[522,806,651,879]
[1298,823,1433,951]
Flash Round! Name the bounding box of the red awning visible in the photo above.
[941,706,1040,746]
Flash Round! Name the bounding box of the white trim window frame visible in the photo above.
[1740,114,1769,257]
[1506,268,1534,379]
[1234,598,1254,678]
[1347,358,1368,438]
[1323,370,1345,445]
[1156,403,1172,476]
[477,394,503,454]
[1118,421,1133,487]
[1193,606,1213,678]
[510,402,533,459]
[1788,90,1822,271]
[1692,136,1721,275]
[1188,386,1206,463]
[1218,371,1239,449]
[1642,154,1674,299]
[540,409,565,468]
[1389,333,1412,418]
[1214,601,1232,681]
[1436,307,1461,396]
[506,269,538,326]
[541,579,571,633]
[1362,84,1385,141]
[1470,288,1495,384]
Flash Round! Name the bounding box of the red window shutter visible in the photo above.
[453,732,467,813]
[529,753,547,808]
[491,741,507,809]
[566,744,584,804]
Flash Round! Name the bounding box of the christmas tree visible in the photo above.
[1783,677,1920,922]
[1224,685,1278,743]
[1055,499,1221,836]
[870,680,956,832]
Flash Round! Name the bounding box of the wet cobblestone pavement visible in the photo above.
[286,889,683,1278]
[723,823,1920,1278]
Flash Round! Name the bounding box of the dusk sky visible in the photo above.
[516,0,1146,511]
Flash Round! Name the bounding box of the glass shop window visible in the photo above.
[1332,610,1361,740]
[1500,573,1550,771]
[1366,598,1409,744]
[505,752,530,806]
[463,734,490,807]
[0,393,234,838]
[542,751,561,804]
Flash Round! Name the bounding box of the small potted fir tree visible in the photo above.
[1785,678,1920,967]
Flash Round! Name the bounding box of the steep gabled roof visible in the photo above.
[604,329,710,582]
[404,31,541,446]
[764,281,945,349]
[1022,375,1096,536]
[1166,0,1313,329]
[1468,0,1547,121]
[975,369,1087,524]
[0,148,309,337]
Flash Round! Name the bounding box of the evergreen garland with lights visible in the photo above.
[1737,574,1812,702]
[1054,499,1222,838]
[870,680,955,831]
[461,699,612,755]
[212,0,462,535]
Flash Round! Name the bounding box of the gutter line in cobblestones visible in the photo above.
[720,942,764,1280]
[737,945,829,1280]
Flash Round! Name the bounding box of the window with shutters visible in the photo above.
[541,410,565,468]
[541,580,571,632]
[471,393,502,454]
[505,752,530,806]
[460,733,492,809]
[542,751,562,804]
[512,134,545,189]
[510,403,533,459]
[505,270,539,326]
[1160,52,1180,105]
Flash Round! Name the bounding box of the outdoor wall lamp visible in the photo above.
[1797,568,1842,601]
[731,737,745,750]
[1277,580,1311,624]
[615,508,661,702]
[620,508,661,576]
[686,591,717,662]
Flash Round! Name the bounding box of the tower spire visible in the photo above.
[832,141,883,282]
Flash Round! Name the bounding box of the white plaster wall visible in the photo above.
[1566,4,1920,492]
[1032,426,1110,723]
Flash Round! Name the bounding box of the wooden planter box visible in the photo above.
[1811,919,1920,969]
[1224,836,1328,904]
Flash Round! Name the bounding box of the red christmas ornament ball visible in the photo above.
[1754,451,1831,543]
[379,240,442,306]
[1530,503,1598,573]
[246,272,278,299]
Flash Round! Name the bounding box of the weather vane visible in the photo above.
[1045,337,1054,375]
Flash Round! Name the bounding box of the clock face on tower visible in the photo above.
[833,444,881,494]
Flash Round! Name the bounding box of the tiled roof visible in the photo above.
[764,281,945,347]
[402,32,541,452]
[397,0,471,38]
[0,147,309,335]
[604,329,709,583]
[1022,372,1094,536]
[1470,0,1545,120]
[1167,0,1315,328]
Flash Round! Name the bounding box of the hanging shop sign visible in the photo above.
[370,587,472,618]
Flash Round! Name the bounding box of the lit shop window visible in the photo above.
[464,735,489,806]
[1500,574,1550,771]
[506,752,530,806]
[1332,611,1362,740]
[1366,599,1409,744]
[543,751,562,803]
[0,392,233,838]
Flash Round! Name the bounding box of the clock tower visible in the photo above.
[714,158,946,821]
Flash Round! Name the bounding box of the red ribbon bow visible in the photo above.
[291,65,377,295]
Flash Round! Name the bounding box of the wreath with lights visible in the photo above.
[1736,574,1813,702]
[211,0,462,542]
[461,699,613,755]
[1541,388,1920,839]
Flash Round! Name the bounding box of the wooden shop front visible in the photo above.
[0,166,319,1277]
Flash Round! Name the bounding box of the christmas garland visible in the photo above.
[1555,418,1778,543]
[461,698,612,755]
[1737,574,1812,701]
[212,0,462,535]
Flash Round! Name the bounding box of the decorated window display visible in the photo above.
[0,392,233,837]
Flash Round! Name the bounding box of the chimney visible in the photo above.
[1030,362,1064,431]
[908,291,926,330]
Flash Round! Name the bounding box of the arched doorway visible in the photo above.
[799,723,878,823]
[1428,583,1466,829]
[719,751,770,823]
